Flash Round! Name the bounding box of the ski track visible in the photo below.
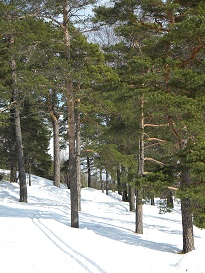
[32,218,106,273]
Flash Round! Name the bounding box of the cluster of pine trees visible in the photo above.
[0,0,205,254]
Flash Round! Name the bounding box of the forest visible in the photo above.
[0,0,205,254]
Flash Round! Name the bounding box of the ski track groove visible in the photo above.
[32,218,106,273]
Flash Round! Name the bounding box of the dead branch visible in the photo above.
[144,123,169,127]
[81,149,96,153]
[167,186,178,191]
[0,101,16,114]
[145,157,164,166]
[147,137,168,143]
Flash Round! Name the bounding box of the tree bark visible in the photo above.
[167,190,174,208]
[76,110,81,211]
[100,168,104,193]
[87,156,91,187]
[128,185,135,212]
[11,56,27,202]
[181,166,195,253]
[67,77,79,228]
[67,85,79,226]
[9,106,17,183]
[15,107,27,202]
[151,195,155,206]
[135,189,143,234]
[117,167,121,195]
[63,0,79,228]
[135,95,144,234]
[52,115,61,188]
[28,160,31,186]
[106,170,109,195]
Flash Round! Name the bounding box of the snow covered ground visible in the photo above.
[0,174,205,273]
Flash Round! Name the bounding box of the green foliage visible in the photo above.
[21,100,52,177]
[158,199,173,214]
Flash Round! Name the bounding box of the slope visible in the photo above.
[0,174,205,273]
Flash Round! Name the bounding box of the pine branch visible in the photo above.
[166,116,182,149]
[129,19,170,33]
[179,36,204,68]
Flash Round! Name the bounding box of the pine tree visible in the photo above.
[93,0,205,252]
[21,99,52,180]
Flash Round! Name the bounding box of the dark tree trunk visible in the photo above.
[76,110,81,211]
[52,116,60,188]
[135,96,144,233]
[151,196,155,206]
[11,56,27,202]
[128,185,135,212]
[117,167,121,195]
[15,112,27,202]
[167,190,174,208]
[122,186,128,202]
[27,156,31,186]
[106,170,109,195]
[63,0,79,228]
[14,107,27,202]
[67,77,79,228]
[87,156,91,187]
[9,106,17,183]
[135,189,143,234]
[100,168,104,193]
[28,165,31,186]
[181,167,195,253]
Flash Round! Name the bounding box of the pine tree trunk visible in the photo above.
[67,77,79,228]
[52,116,60,188]
[100,168,104,193]
[28,157,31,186]
[9,107,17,183]
[181,167,195,253]
[167,190,174,208]
[122,186,128,201]
[151,196,155,206]
[129,185,135,212]
[15,109,27,203]
[117,167,121,195]
[76,110,81,211]
[87,156,91,187]
[106,170,109,195]
[135,95,144,234]
[63,0,79,228]
[29,169,31,186]
[14,107,27,202]
[11,57,27,202]
[135,189,143,234]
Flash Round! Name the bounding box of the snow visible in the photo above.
[0,174,205,273]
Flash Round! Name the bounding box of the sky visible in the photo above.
[0,171,205,273]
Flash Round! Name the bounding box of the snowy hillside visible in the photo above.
[0,175,205,273]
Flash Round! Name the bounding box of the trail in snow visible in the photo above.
[0,174,205,273]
